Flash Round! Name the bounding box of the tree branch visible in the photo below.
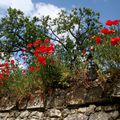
[48,26,68,51]
[68,29,77,39]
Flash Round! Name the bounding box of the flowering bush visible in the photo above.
[94,19,120,69]
[0,38,65,96]
[26,38,64,89]
[0,59,19,94]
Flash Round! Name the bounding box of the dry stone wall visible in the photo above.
[0,102,120,120]
[0,80,120,120]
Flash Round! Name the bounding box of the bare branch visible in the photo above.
[68,29,77,39]
[48,26,68,51]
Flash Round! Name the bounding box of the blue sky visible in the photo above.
[0,0,120,23]
[32,0,120,23]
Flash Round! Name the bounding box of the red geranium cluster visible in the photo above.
[0,60,15,85]
[110,37,120,46]
[96,36,102,44]
[95,19,120,46]
[106,19,119,26]
[101,28,115,35]
[100,19,119,35]
[27,38,55,71]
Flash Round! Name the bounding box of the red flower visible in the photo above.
[23,62,26,64]
[22,70,26,74]
[112,20,119,25]
[50,61,55,65]
[37,56,46,65]
[105,19,119,26]
[25,54,28,57]
[29,66,35,71]
[44,39,50,43]
[96,36,102,44]
[33,51,39,57]
[35,44,47,54]
[21,49,26,52]
[0,82,3,85]
[0,74,3,78]
[0,64,4,67]
[50,43,54,47]
[110,37,120,45]
[46,47,54,55]
[33,39,42,47]
[108,30,115,34]
[106,20,113,26]
[82,50,86,55]
[27,43,32,48]
[12,66,15,69]
[1,69,10,75]
[10,60,15,64]
[46,44,55,55]
[22,57,26,61]
[101,28,109,34]
[4,62,9,68]
[1,69,6,73]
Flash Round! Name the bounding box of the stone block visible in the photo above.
[27,94,44,109]
[0,96,16,111]
[89,112,111,120]
[47,109,61,118]
[64,113,88,120]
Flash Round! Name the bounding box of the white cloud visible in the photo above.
[0,0,64,18]
[33,2,64,19]
[0,0,34,15]
[0,0,11,8]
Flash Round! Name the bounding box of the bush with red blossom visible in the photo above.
[94,19,120,69]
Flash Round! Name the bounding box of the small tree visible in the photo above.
[0,8,46,60]
[43,8,102,69]
[0,7,102,70]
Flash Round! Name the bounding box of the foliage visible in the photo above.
[0,7,102,69]
[0,38,70,97]
[5,68,39,97]
[0,7,46,59]
[107,67,120,81]
[47,7,102,68]
[26,38,70,90]
[0,7,120,98]
[94,19,120,70]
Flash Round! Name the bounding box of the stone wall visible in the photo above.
[0,80,120,120]
[0,102,120,120]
